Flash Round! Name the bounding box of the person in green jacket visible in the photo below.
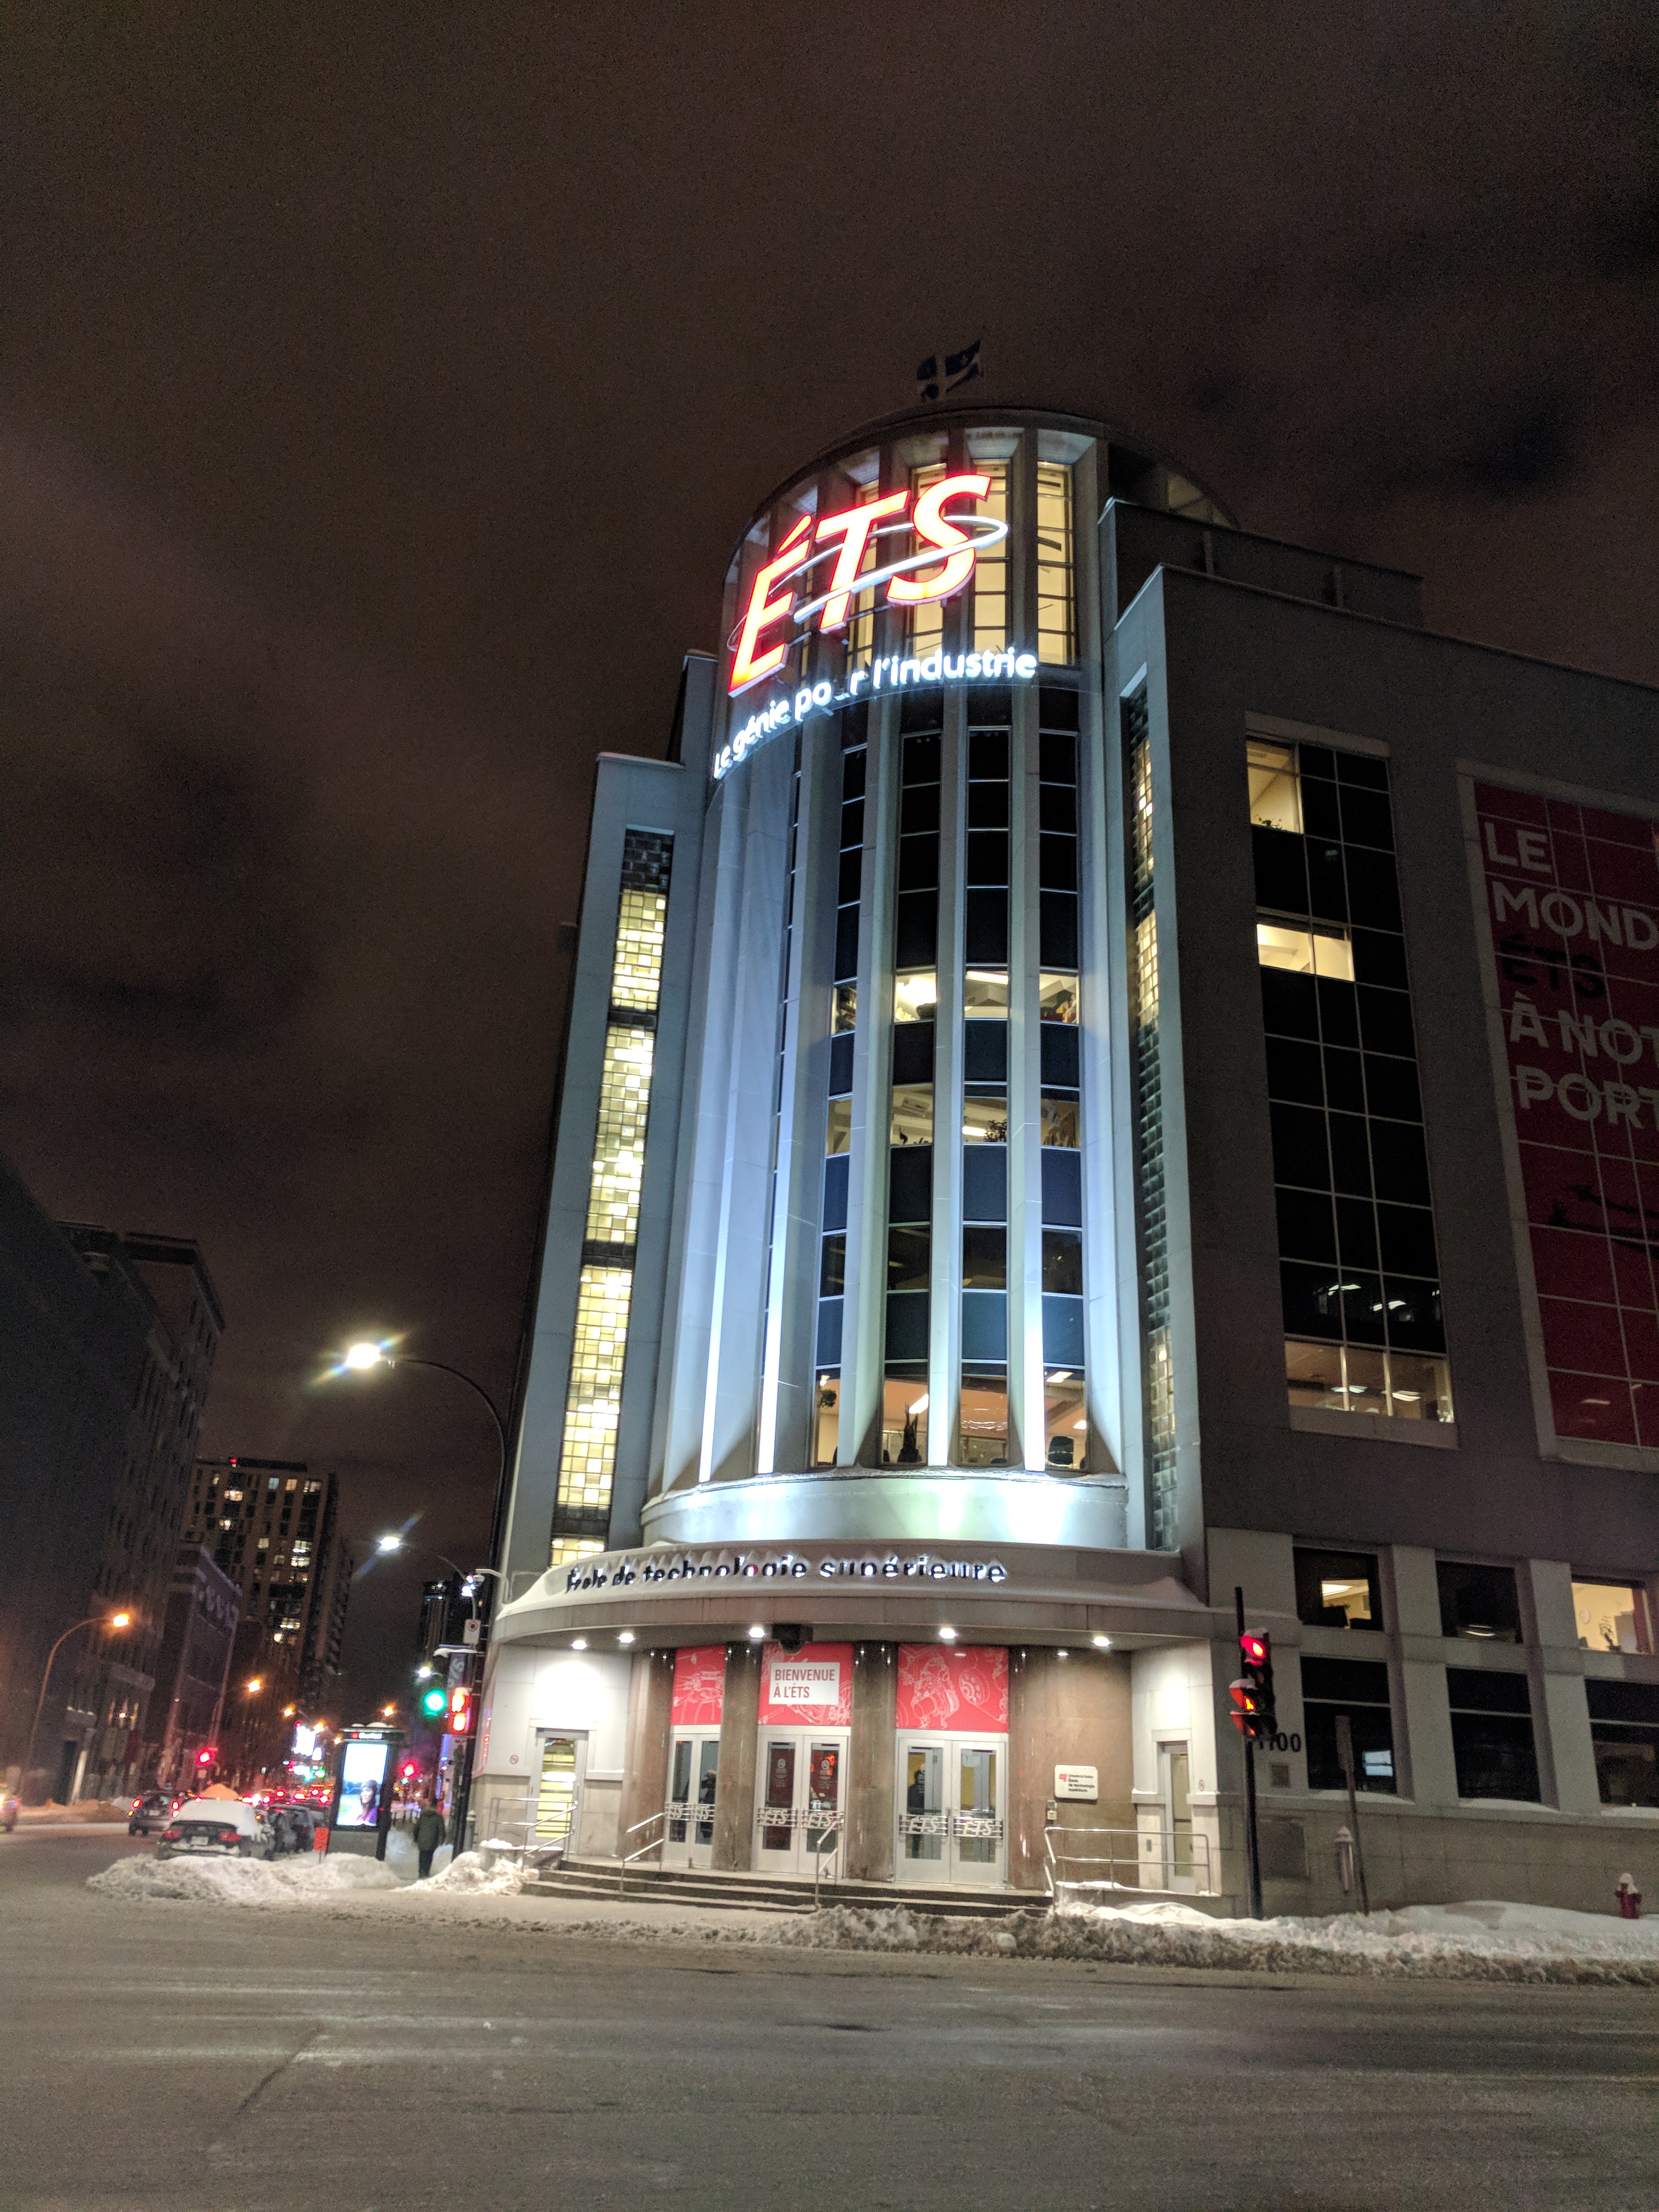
[413,1800,446,1879]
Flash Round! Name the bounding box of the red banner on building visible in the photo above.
[757,1643,852,1726]
[896,1644,1009,1733]
[669,1645,727,1727]
[1472,780,1659,1448]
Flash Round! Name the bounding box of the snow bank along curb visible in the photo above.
[86,1852,1659,1984]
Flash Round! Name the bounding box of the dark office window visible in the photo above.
[1446,1667,1539,1801]
[1294,1548,1381,1630]
[1585,1679,1659,1808]
[1437,1560,1522,1644]
[1251,737,1452,1423]
[1301,1656,1396,1793]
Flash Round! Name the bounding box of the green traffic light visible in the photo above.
[419,1684,447,1718]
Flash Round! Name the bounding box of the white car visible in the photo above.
[156,1797,275,1861]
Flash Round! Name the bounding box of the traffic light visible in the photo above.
[196,1747,215,1768]
[1229,1629,1276,1739]
[448,1685,472,1736]
[419,1681,448,1720]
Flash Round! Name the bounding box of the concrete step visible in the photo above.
[522,1856,1046,1922]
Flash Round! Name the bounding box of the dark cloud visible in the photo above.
[2,1,1657,1702]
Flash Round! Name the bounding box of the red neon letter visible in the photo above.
[730,515,811,693]
[886,471,991,605]
[811,490,908,632]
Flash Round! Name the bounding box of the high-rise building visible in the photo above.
[0,1150,222,1804]
[473,404,1658,1914]
[183,1461,352,1762]
[59,1226,223,1800]
[419,1576,466,1659]
[148,1546,239,1789]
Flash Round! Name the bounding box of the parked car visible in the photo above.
[268,1803,320,1855]
[156,1797,274,1861]
[128,1790,175,1836]
[1,1795,18,1833]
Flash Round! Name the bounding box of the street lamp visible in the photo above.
[22,1611,133,1795]
[334,1340,510,1858]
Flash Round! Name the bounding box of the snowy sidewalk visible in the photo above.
[85,1847,1659,1984]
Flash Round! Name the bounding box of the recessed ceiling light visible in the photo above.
[1092,1634,1111,1649]
[938,1625,957,1643]
[617,1631,636,1645]
[570,1638,587,1651]
[748,1624,766,1640]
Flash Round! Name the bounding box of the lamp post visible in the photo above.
[23,1612,131,1801]
[340,1343,510,1857]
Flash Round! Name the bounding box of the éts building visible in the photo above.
[474,402,1659,1913]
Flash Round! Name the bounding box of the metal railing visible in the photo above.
[1043,1824,1215,1901]
[619,1808,666,1895]
[812,1814,844,1908]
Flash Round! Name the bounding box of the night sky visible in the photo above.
[4,8,1657,1712]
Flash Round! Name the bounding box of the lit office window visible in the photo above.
[906,462,947,658]
[970,462,1009,653]
[1252,739,1454,1424]
[551,830,672,1560]
[1036,463,1075,665]
[550,1536,605,1571]
[844,478,885,674]
[960,690,1011,1450]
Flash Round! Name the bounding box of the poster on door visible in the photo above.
[670,1645,727,1727]
[1471,780,1659,1449]
[758,1643,852,1725]
[896,1644,1009,1732]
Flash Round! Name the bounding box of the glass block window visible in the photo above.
[1127,689,1176,1545]
[551,829,672,1557]
[1251,738,1455,1425]
[1035,462,1075,666]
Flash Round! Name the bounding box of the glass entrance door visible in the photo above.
[754,1731,846,1877]
[534,1734,585,1855]
[663,1730,719,1868]
[896,1733,1007,1886]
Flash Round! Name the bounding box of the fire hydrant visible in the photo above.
[1615,1872,1641,1920]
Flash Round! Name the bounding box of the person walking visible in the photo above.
[413,1799,446,1879]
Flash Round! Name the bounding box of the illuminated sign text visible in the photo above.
[728,472,1009,696]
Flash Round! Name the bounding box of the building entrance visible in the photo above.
[754,1729,846,1878]
[533,1732,586,1852]
[663,1729,719,1868]
[896,1732,1008,1886]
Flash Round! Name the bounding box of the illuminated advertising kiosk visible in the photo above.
[473,402,1659,1915]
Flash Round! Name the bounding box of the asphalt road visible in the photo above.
[2,1829,1655,2212]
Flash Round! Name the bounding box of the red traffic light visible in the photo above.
[1228,1679,1261,1734]
[1239,1632,1269,1667]
[196,1748,214,1766]
[448,1686,472,1735]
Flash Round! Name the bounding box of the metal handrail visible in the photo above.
[812,1814,844,1909]
[619,1808,666,1896]
[1043,1823,1215,1900]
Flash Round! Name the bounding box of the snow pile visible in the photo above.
[420,1849,522,1896]
[89,1850,402,1908]
[776,1896,1659,1984]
